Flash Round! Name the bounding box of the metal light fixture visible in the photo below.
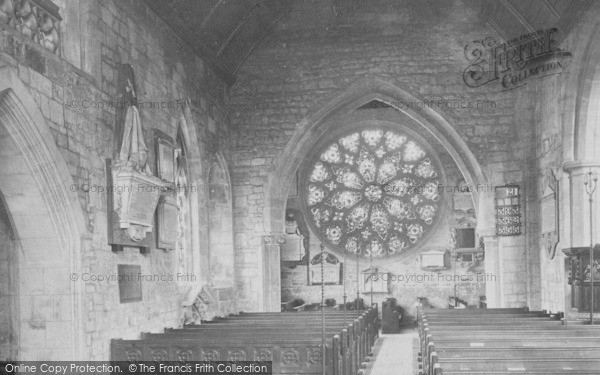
[584,170,598,324]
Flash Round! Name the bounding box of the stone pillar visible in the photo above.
[563,161,600,248]
[477,190,502,307]
[563,161,600,318]
[262,234,284,312]
[482,235,501,307]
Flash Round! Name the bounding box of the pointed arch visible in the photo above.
[207,152,235,285]
[176,100,204,180]
[173,108,204,283]
[0,67,86,360]
[208,152,233,204]
[561,16,600,249]
[265,77,488,234]
[569,22,600,162]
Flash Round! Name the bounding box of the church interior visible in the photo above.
[1,0,600,373]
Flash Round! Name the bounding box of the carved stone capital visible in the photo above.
[262,233,286,245]
[563,160,600,174]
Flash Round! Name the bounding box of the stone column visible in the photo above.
[563,161,600,319]
[563,161,600,248]
[477,190,502,307]
[482,235,501,307]
[262,234,284,312]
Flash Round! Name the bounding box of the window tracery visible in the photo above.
[303,129,441,257]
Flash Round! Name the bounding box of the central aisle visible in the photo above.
[364,329,418,375]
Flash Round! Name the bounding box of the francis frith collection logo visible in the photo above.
[463,28,571,90]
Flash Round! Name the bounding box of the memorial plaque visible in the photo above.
[106,66,165,252]
[420,249,446,269]
[157,194,178,250]
[158,141,175,184]
[453,193,474,211]
[309,262,342,285]
[307,252,342,285]
[362,267,389,293]
[457,227,476,249]
[154,130,176,185]
[541,185,556,234]
[106,160,160,252]
[121,180,162,227]
[280,235,304,261]
[495,185,522,236]
[118,264,142,303]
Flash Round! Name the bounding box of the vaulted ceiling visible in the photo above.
[146,0,593,86]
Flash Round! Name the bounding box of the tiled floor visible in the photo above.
[364,328,419,375]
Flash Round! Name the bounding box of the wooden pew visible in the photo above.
[111,305,379,375]
[189,308,379,367]
[112,335,338,374]
[417,304,600,375]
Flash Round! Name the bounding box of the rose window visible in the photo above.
[302,129,441,257]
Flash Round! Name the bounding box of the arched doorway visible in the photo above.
[0,67,86,360]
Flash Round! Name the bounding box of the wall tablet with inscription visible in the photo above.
[118,264,142,303]
[155,130,176,186]
[495,185,522,236]
[157,194,178,250]
[308,252,342,285]
[362,266,389,293]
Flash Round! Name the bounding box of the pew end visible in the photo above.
[110,338,123,361]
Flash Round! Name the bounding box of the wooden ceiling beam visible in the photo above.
[487,18,509,42]
[201,0,227,28]
[541,0,561,20]
[499,0,536,35]
[217,2,261,57]
[233,7,290,75]
[145,0,236,85]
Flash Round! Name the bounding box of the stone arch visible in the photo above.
[173,109,205,282]
[0,191,19,360]
[207,153,235,288]
[562,18,600,248]
[0,67,86,360]
[265,77,488,235]
[570,22,600,162]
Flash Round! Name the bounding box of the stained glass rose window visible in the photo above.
[302,129,442,257]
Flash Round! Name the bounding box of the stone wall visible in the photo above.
[280,238,487,319]
[528,2,600,314]
[279,117,487,316]
[0,0,234,360]
[230,0,531,311]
